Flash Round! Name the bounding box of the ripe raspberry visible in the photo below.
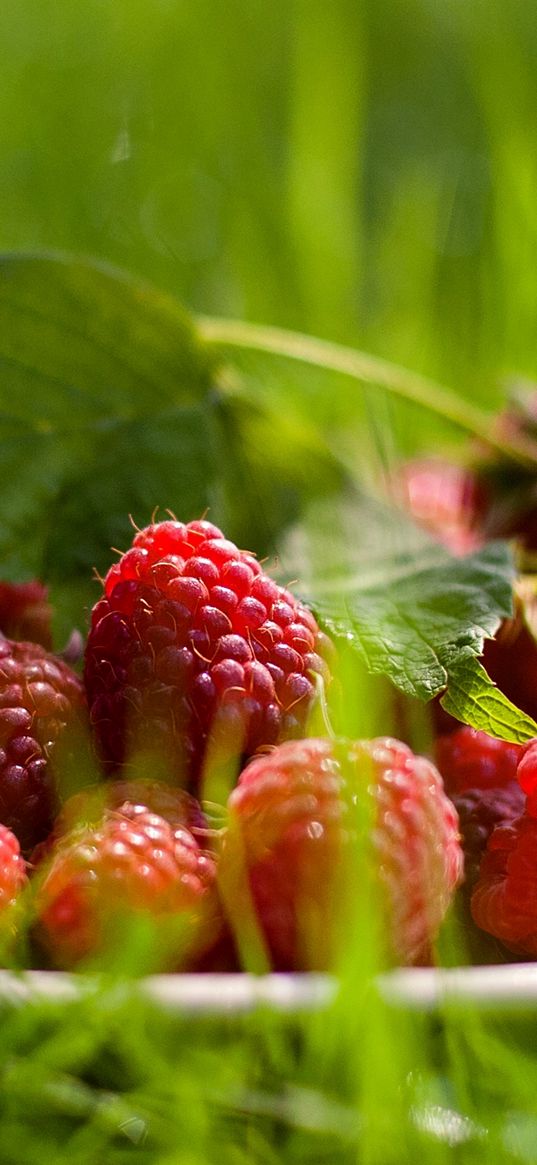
[219,737,462,971]
[471,812,537,956]
[451,782,525,890]
[0,638,87,855]
[0,824,27,911]
[0,581,52,649]
[435,727,523,795]
[84,519,332,792]
[396,458,488,555]
[514,738,537,814]
[35,801,218,969]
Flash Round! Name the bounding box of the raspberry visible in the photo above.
[435,727,523,795]
[84,519,331,792]
[451,782,525,890]
[0,581,52,649]
[0,638,87,855]
[35,801,218,969]
[396,458,488,555]
[34,778,207,867]
[219,737,462,970]
[514,739,537,814]
[0,824,27,910]
[471,812,537,956]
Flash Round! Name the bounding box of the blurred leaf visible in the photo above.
[0,253,345,639]
[200,317,537,469]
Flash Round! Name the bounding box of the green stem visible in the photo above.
[199,317,537,470]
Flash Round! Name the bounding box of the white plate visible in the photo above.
[0,965,535,1013]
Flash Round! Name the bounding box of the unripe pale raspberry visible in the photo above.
[0,638,87,854]
[396,458,488,555]
[218,737,463,971]
[34,801,218,969]
[84,519,332,793]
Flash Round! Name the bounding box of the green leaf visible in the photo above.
[440,655,537,742]
[0,253,344,638]
[278,490,536,740]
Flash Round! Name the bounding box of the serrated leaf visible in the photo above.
[440,655,537,742]
[278,490,533,739]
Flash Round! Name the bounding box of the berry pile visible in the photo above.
[0,516,466,974]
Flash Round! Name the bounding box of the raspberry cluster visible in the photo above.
[0,516,465,973]
[434,724,537,959]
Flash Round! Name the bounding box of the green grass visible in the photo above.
[1,2,537,1162]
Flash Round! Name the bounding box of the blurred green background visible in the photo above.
[2,0,536,407]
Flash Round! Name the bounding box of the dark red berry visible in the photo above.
[451,781,525,890]
[0,639,87,854]
[435,727,523,795]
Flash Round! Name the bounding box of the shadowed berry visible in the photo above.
[451,781,525,890]
[471,812,537,956]
[0,639,87,854]
[0,581,52,649]
[435,727,523,795]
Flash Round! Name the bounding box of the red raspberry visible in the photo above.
[35,801,218,969]
[219,737,462,970]
[451,782,525,890]
[84,519,331,792]
[514,739,537,814]
[471,812,537,956]
[0,824,27,910]
[0,638,87,855]
[35,778,207,866]
[0,581,52,649]
[396,458,488,555]
[435,727,523,795]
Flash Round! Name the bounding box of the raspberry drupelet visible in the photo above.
[84,519,332,793]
